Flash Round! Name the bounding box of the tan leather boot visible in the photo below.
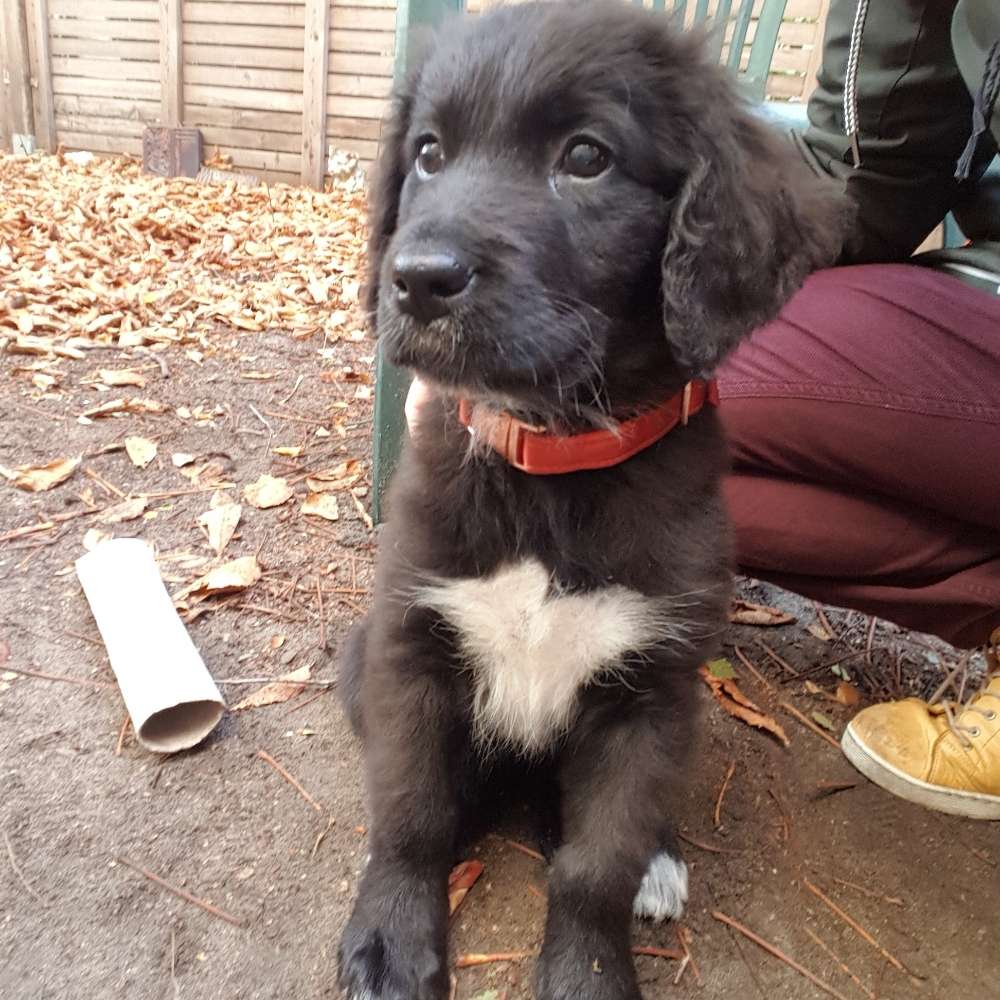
[842,629,1000,819]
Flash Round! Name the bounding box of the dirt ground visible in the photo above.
[2,156,998,1000]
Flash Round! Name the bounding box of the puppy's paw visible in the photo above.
[632,851,687,922]
[338,887,448,1000]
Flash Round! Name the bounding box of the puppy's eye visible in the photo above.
[562,139,611,179]
[415,139,445,179]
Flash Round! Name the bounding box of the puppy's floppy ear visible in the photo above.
[660,100,851,373]
[362,87,414,324]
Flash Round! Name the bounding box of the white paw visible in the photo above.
[632,851,688,922]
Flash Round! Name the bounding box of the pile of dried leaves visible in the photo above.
[0,152,367,351]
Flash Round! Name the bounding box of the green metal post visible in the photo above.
[371,0,464,523]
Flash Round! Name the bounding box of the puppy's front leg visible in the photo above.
[536,698,691,1000]
[338,653,466,1000]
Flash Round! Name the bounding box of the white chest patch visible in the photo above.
[411,559,690,752]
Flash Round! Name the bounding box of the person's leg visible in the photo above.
[719,263,1000,648]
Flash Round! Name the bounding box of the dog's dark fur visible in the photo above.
[338,3,848,998]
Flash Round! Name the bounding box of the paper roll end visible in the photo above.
[137,700,225,754]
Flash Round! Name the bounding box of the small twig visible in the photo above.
[966,844,996,868]
[139,484,235,500]
[311,817,336,858]
[315,575,327,650]
[170,926,180,999]
[263,408,327,426]
[1,665,113,688]
[248,403,273,434]
[285,687,332,715]
[678,926,702,985]
[782,648,869,685]
[455,951,534,968]
[527,883,546,901]
[3,829,45,904]
[864,616,877,663]
[84,466,127,499]
[676,831,739,855]
[257,750,323,813]
[768,787,790,842]
[500,837,545,863]
[673,953,690,985]
[351,491,374,532]
[831,877,904,907]
[63,628,104,647]
[803,879,920,984]
[214,676,335,687]
[136,345,169,377]
[236,602,308,622]
[813,781,857,800]
[0,506,103,544]
[804,927,876,1000]
[779,701,841,750]
[117,857,244,927]
[632,945,683,961]
[712,911,851,1000]
[714,760,736,828]
[814,603,840,643]
[733,644,774,691]
[756,639,800,678]
[280,373,305,404]
[114,715,131,756]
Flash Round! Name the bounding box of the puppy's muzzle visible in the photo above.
[391,250,474,324]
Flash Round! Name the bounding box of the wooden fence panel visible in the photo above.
[181,0,306,183]
[9,0,830,182]
[326,0,394,167]
[44,0,160,152]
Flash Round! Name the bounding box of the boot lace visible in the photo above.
[929,635,1000,749]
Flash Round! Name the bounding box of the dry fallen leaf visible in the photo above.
[807,622,834,642]
[125,436,157,468]
[305,459,361,493]
[301,492,340,521]
[243,474,293,509]
[728,599,796,627]
[273,445,303,458]
[198,502,242,556]
[172,452,196,468]
[811,710,837,733]
[0,455,80,492]
[699,663,790,746]
[231,664,312,712]
[448,860,484,916]
[99,368,146,388]
[82,527,112,551]
[99,496,148,524]
[174,555,261,604]
[835,681,862,708]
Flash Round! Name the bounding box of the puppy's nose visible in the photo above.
[391,252,473,323]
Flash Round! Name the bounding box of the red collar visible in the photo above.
[457,379,719,475]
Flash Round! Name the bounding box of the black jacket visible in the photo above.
[796,0,999,278]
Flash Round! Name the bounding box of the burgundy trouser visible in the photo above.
[719,264,1000,649]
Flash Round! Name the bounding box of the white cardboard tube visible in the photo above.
[76,538,225,753]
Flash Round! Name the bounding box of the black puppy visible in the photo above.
[338,3,847,998]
